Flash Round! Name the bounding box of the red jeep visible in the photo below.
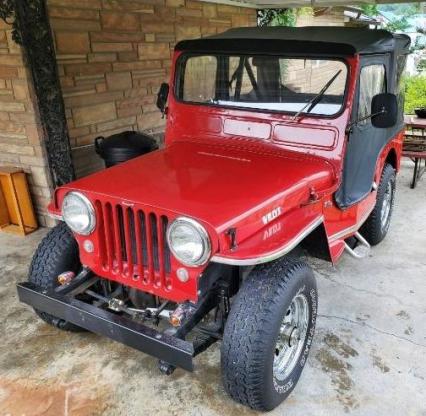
[18,27,410,411]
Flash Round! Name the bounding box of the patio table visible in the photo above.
[403,116,426,189]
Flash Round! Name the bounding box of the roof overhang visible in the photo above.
[200,0,423,9]
[176,26,411,56]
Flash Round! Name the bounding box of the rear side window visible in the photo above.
[357,64,386,124]
[395,54,408,113]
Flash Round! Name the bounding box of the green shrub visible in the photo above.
[404,75,426,114]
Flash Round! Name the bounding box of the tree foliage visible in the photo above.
[257,8,313,27]
[404,76,426,114]
[257,9,297,27]
[360,4,378,17]
[386,16,411,32]
[379,3,422,15]
[357,3,420,33]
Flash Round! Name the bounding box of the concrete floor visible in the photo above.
[0,161,425,416]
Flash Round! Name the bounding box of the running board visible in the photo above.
[344,232,371,259]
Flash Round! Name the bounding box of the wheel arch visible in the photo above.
[374,145,399,186]
[211,217,332,268]
[298,221,332,262]
[385,147,397,170]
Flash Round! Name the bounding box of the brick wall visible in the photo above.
[0,20,54,227]
[48,0,257,178]
[0,0,256,229]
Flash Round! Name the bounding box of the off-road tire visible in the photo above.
[221,259,317,411]
[28,222,84,331]
[360,163,396,246]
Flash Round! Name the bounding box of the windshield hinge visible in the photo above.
[301,187,320,206]
[309,187,319,201]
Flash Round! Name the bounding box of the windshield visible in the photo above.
[177,54,348,116]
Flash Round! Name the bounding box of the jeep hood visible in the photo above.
[58,140,335,232]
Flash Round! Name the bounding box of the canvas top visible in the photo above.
[175,26,411,56]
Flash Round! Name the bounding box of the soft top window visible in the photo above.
[177,54,348,116]
[357,64,386,125]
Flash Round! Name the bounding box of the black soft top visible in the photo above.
[176,26,411,56]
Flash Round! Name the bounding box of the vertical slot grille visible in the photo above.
[97,201,171,289]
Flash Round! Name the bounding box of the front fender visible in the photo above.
[211,204,323,266]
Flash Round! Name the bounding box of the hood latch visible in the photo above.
[226,228,237,251]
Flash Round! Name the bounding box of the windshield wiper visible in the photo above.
[291,69,342,121]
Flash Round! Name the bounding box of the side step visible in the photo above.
[344,232,371,259]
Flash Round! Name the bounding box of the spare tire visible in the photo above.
[95,130,158,168]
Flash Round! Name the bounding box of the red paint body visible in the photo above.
[48,52,403,303]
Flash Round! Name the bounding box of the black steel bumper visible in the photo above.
[17,282,195,371]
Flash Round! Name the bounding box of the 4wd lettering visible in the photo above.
[262,207,282,225]
[263,222,282,240]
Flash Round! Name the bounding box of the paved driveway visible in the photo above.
[0,161,425,416]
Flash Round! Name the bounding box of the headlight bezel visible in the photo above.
[166,217,211,267]
[62,191,96,236]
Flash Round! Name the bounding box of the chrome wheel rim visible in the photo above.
[273,293,309,381]
[380,182,393,231]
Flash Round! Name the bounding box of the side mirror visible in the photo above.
[371,93,398,128]
[156,83,169,114]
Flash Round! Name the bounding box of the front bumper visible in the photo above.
[17,282,195,371]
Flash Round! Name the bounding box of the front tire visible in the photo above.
[360,163,396,246]
[221,259,317,411]
[28,222,84,331]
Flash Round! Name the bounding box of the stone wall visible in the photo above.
[0,19,54,227]
[48,0,257,178]
[0,0,256,229]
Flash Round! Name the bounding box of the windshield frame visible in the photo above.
[174,52,350,119]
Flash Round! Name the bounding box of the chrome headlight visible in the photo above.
[62,192,96,235]
[167,217,211,266]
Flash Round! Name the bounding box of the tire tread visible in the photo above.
[28,222,82,331]
[360,163,396,245]
[221,259,315,411]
